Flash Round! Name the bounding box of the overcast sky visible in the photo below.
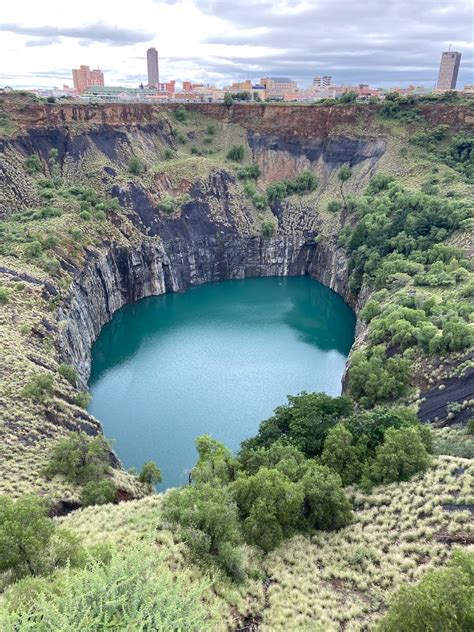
[0,0,472,89]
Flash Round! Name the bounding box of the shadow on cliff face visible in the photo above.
[248,132,386,184]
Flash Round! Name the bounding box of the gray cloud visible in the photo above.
[0,22,152,46]
[24,37,61,47]
[197,0,473,86]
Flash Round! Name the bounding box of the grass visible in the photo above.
[61,456,473,629]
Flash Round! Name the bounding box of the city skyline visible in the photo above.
[0,0,473,89]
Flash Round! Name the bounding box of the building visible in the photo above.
[260,77,297,97]
[436,50,461,91]
[72,65,104,94]
[313,76,332,89]
[147,47,159,87]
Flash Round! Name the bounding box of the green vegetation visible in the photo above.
[266,170,317,203]
[80,480,116,506]
[25,154,42,173]
[58,363,77,386]
[139,461,162,486]
[379,550,473,631]
[0,496,83,582]
[173,105,187,122]
[0,545,217,630]
[227,144,245,162]
[44,433,111,486]
[128,156,144,175]
[21,373,54,402]
[261,218,277,237]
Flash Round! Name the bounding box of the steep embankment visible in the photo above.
[0,94,472,505]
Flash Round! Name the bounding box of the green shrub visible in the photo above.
[58,364,77,386]
[73,391,91,408]
[0,286,10,304]
[162,483,245,580]
[0,546,219,630]
[25,154,42,173]
[79,210,91,221]
[378,550,474,632]
[163,149,174,159]
[138,461,162,486]
[128,156,143,175]
[0,496,83,581]
[21,373,54,402]
[158,193,179,215]
[232,467,303,552]
[24,240,43,258]
[367,426,431,486]
[80,480,116,506]
[174,105,187,122]
[327,200,342,213]
[321,424,363,485]
[298,462,352,530]
[267,181,287,202]
[261,219,277,238]
[227,144,245,162]
[44,433,111,485]
[237,163,260,180]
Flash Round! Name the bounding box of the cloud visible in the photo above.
[196,0,473,85]
[0,22,153,46]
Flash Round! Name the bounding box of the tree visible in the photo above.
[238,440,305,478]
[173,105,187,122]
[162,483,244,580]
[379,550,474,632]
[321,424,363,485]
[191,435,238,485]
[340,90,357,103]
[368,426,431,486]
[139,461,162,486]
[0,496,83,581]
[337,164,352,209]
[223,92,234,106]
[25,154,42,173]
[21,373,54,402]
[44,433,111,485]
[298,462,352,531]
[227,144,245,161]
[232,468,303,552]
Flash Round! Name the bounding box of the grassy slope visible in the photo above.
[62,456,473,629]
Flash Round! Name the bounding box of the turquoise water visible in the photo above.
[88,276,355,489]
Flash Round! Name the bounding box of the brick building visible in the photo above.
[72,65,104,94]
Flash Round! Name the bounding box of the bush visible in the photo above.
[58,363,77,386]
[0,286,10,304]
[261,219,277,238]
[348,347,410,407]
[73,391,91,408]
[227,144,245,162]
[0,546,219,630]
[21,373,54,402]
[139,461,162,486]
[44,433,111,485]
[0,496,83,581]
[25,154,42,173]
[327,200,342,213]
[80,480,116,506]
[379,550,474,632]
[79,210,91,221]
[24,240,43,258]
[232,468,303,552]
[128,156,143,175]
[162,483,244,580]
[321,424,363,485]
[367,426,431,486]
[237,163,260,180]
[298,462,352,530]
[174,105,187,122]
[267,181,287,202]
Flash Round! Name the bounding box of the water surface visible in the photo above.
[89,276,355,489]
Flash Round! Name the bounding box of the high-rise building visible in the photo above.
[436,50,461,90]
[313,76,332,89]
[72,65,104,94]
[147,47,159,88]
